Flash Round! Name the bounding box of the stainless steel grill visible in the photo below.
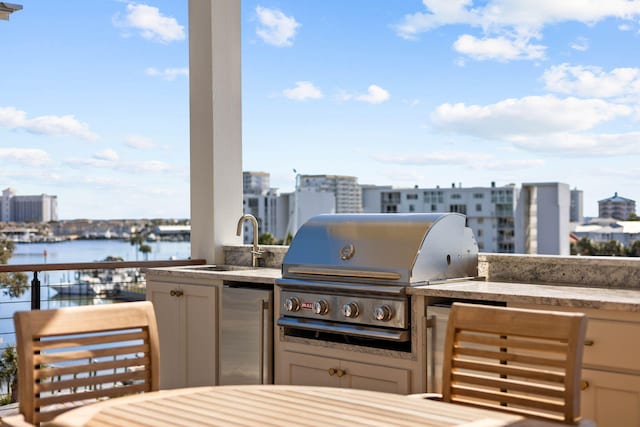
[276,213,478,347]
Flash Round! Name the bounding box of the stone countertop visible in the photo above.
[145,266,640,312]
[144,265,281,285]
[407,280,640,312]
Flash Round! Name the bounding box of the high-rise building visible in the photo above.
[241,173,280,244]
[297,175,362,213]
[515,183,570,256]
[362,182,518,253]
[243,171,270,195]
[362,182,571,255]
[598,192,636,220]
[570,188,584,224]
[0,188,58,222]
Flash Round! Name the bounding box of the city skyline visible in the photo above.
[2,1,640,219]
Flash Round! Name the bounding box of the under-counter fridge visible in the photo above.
[219,282,273,385]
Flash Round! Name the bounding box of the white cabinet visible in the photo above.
[278,351,412,394]
[147,278,218,389]
[510,303,640,427]
[581,368,640,427]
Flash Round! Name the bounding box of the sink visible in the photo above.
[180,265,258,272]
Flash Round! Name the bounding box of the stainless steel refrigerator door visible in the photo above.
[426,305,450,393]
[219,284,273,385]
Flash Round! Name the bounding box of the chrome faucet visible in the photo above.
[236,214,264,267]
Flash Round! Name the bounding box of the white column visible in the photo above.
[189,0,243,263]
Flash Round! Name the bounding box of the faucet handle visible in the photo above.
[251,248,264,257]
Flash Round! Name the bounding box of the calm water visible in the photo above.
[0,239,191,349]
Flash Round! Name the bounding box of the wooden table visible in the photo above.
[47,385,561,427]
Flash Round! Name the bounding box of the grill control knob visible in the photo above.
[284,297,301,312]
[313,300,329,315]
[374,305,393,322]
[342,302,360,318]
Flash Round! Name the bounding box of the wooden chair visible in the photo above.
[7,301,160,426]
[436,302,588,425]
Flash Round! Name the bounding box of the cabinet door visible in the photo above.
[147,281,217,389]
[184,284,217,387]
[147,281,185,389]
[278,351,411,394]
[340,360,411,394]
[278,352,340,387]
[581,369,640,427]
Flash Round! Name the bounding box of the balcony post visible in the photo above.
[31,271,40,310]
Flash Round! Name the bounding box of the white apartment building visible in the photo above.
[241,172,279,244]
[362,182,518,253]
[598,192,636,220]
[297,175,362,214]
[243,171,270,195]
[1,188,58,222]
[574,218,640,247]
[241,172,341,243]
[362,182,572,255]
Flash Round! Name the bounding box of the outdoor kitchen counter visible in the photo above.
[408,279,640,312]
[144,265,281,285]
[145,266,640,312]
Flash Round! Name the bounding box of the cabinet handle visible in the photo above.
[170,289,184,297]
[328,368,336,376]
[584,339,594,346]
[581,380,589,391]
[336,369,346,378]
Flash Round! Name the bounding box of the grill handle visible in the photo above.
[286,266,402,281]
[277,317,410,342]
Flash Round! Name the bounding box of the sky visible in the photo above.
[2,1,640,219]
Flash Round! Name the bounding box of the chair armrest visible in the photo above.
[0,414,35,427]
[406,393,442,400]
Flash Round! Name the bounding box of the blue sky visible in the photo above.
[2,1,640,219]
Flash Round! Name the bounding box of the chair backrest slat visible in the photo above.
[441,302,587,424]
[14,301,160,425]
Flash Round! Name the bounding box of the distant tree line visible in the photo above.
[258,232,293,246]
[571,237,640,257]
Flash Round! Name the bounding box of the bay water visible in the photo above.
[1,239,191,349]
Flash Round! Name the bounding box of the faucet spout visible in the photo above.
[236,214,263,267]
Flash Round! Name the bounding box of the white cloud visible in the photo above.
[543,63,640,98]
[454,34,545,61]
[372,150,544,172]
[0,106,98,141]
[115,3,185,43]
[135,160,172,173]
[394,1,640,61]
[403,99,421,107]
[431,95,631,139]
[94,149,119,162]
[484,158,545,170]
[256,6,300,47]
[66,153,173,174]
[146,67,188,81]
[0,148,51,167]
[0,106,26,128]
[509,132,640,156]
[356,85,391,104]
[282,81,323,101]
[393,0,478,41]
[570,36,589,51]
[372,151,491,165]
[125,135,155,149]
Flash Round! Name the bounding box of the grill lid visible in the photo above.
[282,213,478,285]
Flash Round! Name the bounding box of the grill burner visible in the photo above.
[276,213,478,347]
